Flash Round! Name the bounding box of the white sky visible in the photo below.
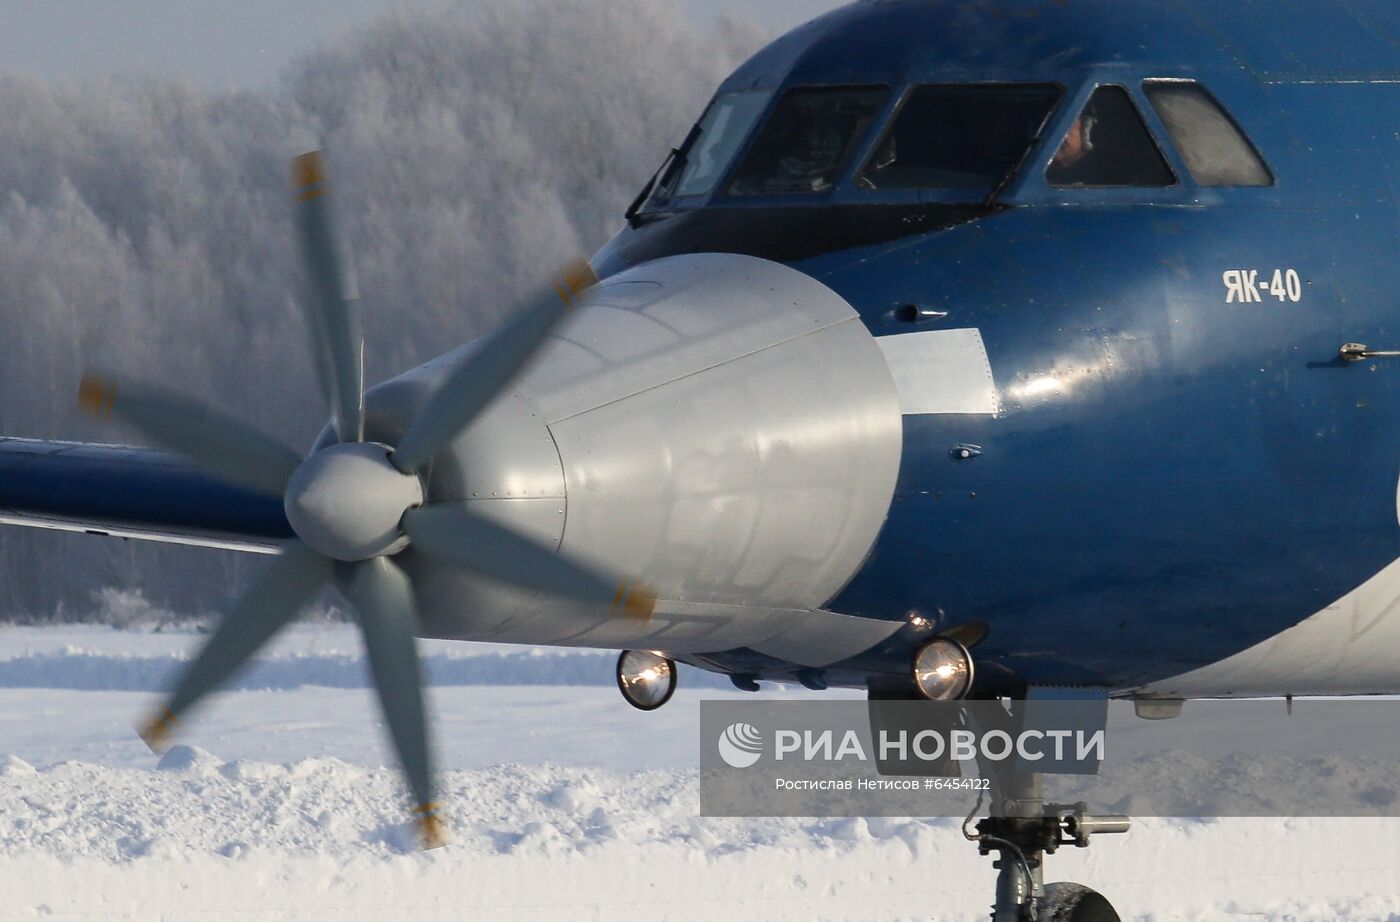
[0,0,844,88]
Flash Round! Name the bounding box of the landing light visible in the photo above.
[913,638,974,700]
[617,650,677,711]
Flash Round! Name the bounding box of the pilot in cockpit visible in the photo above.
[777,118,846,186]
[1048,111,1100,185]
[1044,87,1178,188]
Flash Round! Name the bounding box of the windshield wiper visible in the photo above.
[625,151,675,227]
[625,123,703,227]
[983,110,1057,207]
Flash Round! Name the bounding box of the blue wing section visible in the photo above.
[0,437,292,553]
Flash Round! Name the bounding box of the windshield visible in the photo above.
[728,86,890,196]
[857,85,1061,194]
[1047,85,1174,188]
[659,90,774,199]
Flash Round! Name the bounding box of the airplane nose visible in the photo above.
[359,253,904,650]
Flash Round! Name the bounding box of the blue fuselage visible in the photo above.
[592,0,1400,692]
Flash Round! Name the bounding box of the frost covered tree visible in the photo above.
[0,0,763,619]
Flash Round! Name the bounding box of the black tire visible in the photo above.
[1038,882,1121,922]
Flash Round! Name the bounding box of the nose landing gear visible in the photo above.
[968,802,1129,921]
[965,703,1129,922]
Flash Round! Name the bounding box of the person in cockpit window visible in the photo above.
[1048,112,1099,185]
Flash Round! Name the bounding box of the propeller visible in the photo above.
[80,150,656,850]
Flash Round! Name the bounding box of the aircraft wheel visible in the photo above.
[1038,883,1121,922]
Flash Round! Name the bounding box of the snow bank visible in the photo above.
[0,625,731,690]
[3,629,1398,920]
[0,647,694,691]
[2,751,1399,921]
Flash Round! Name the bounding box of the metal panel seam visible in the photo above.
[542,314,869,427]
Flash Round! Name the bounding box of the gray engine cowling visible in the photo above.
[349,253,903,653]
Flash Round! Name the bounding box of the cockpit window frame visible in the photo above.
[638,89,779,214]
[635,69,1285,216]
[993,73,1210,207]
[1044,83,1178,190]
[638,82,905,214]
[1141,78,1275,188]
[719,83,897,201]
[850,82,1066,200]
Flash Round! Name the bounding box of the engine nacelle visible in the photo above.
[357,253,903,652]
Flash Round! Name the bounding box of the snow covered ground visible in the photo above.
[2,625,1399,921]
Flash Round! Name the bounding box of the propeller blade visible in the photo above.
[390,259,597,472]
[137,541,331,751]
[78,373,303,498]
[292,150,365,444]
[340,556,448,849]
[402,505,657,620]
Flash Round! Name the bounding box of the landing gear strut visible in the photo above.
[967,801,1129,921]
[966,703,1130,922]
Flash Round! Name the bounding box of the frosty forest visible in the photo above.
[0,0,763,619]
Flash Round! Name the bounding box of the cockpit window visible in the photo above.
[728,86,889,196]
[1047,86,1175,188]
[856,85,1061,194]
[1143,81,1273,187]
[663,90,774,198]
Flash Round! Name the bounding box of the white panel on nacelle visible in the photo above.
[876,328,1000,416]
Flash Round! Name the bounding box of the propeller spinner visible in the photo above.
[77,150,657,849]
